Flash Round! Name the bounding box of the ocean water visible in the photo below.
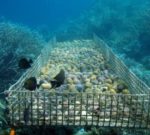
[0,0,94,91]
[0,0,94,28]
[0,0,150,134]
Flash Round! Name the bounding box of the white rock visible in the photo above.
[57,105,62,109]
[75,101,80,105]
[87,116,92,120]
[81,111,87,115]
[32,105,42,109]
[51,111,56,115]
[41,83,52,89]
[75,116,80,121]
[57,116,63,121]
[69,105,74,110]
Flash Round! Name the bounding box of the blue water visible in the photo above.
[0,0,95,91]
[0,0,94,28]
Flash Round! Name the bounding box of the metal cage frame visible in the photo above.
[6,35,150,129]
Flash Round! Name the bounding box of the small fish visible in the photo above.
[9,128,16,135]
[117,83,127,93]
[18,58,33,69]
[23,69,65,90]
[50,69,65,88]
[23,105,30,125]
[24,77,37,91]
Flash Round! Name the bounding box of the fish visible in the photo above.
[23,77,37,91]
[116,83,127,93]
[50,69,65,88]
[23,105,30,125]
[23,69,65,91]
[18,58,33,69]
[9,128,16,135]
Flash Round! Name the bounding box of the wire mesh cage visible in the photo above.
[8,91,150,128]
[6,35,150,129]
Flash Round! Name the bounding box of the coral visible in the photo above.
[53,0,150,86]
[68,84,76,91]
[0,21,45,91]
[122,89,130,94]
[40,67,49,75]
[67,77,74,84]
[109,89,117,94]
[85,82,92,89]
[0,98,7,125]
[0,22,44,57]
[0,129,9,135]
[76,83,84,92]
[74,128,88,135]
[90,74,97,81]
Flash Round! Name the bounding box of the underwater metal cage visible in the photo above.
[6,35,150,129]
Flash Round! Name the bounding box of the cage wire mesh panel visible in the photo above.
[8,91,150,128]
[7,35,150,129]
[93,35,150,95]
[7,38,56,93]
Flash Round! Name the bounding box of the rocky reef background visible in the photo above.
[52,0,150,86]
[0,21,45,92]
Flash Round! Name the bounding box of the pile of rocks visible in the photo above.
[11,40,137,126]
[38,40,130,95]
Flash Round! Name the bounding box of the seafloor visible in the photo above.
[1,40,149,135]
